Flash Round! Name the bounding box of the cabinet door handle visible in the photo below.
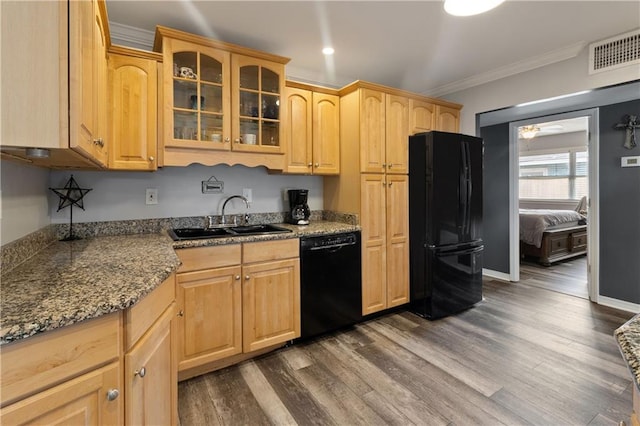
[382,163,386,168]
[245,275,250,280]
[388,163,393,169]
[177,310,184,317]
[235,275,241,280]
[93,138,104,148]
[225,137,230,143]
[134,367,146,378]
[307,163,313,167]
[106,388,120,402]
[149,156,155,162]
[382,181,386,186]
[315,163,319,167]
[388,182,393,187]
[235,138,241,143]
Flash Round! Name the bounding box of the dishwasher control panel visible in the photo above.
[300,232,358,250]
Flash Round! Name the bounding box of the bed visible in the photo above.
[519,209,587,266]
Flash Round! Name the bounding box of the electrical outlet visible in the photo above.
[242,188,252,203]
[146,188,158,205]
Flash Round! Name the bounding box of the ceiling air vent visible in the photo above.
[589,29,640,74]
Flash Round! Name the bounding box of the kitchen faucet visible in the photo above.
[220,195,250,226]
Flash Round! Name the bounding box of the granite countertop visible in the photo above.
[0,221,360,346]
[0,233,181,345]
[170,221,360,249]
[615,313,640,391]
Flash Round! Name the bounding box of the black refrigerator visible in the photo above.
[409,131,484,319]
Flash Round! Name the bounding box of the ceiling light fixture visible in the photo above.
[519,125,540,140]
[444,0,505,16]
[322,47,334,55]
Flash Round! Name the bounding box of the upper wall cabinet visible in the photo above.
[409,98,435,135]
[0,0,109,169]
[435,104,461,133]
[154,26,289,170]
[108,47,161,171]
[284,82,340,175]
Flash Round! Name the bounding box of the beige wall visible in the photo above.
[442,47,640,135]
[0,160,51,245]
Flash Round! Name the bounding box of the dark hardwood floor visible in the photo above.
[178,277,635,426]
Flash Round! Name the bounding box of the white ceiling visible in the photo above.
[105,1,640,96]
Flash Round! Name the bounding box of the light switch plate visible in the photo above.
[621,155,640,167]
[146,188,158,205]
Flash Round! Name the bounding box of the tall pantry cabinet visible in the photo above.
[324,81,461,316]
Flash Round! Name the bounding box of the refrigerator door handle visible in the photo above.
[434,245,484,257]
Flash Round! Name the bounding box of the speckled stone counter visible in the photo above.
[0,219,359,346]
[615,313,640,391]
[0,233,180,345]
[170,221,360,249]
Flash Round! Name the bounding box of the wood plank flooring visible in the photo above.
[520,255,588,299]
[178,277,635,426]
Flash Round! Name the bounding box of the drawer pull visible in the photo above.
[134,367,146,378]
[106,389,120,402]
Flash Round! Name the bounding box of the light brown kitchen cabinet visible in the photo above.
[242,239,301,352]
[409,98,436,134]
[174,239,300,379]
[359,174,409,315]
[0,0,109,168]
[0,363,121,426]
[324,81,417,316]
[232,55,286,153]
[123,274,177,426]
[435,104,461,132]
[358,89,408,174]
[0,313,123,424]
[284,83,340,175]
[154,26,289,170]
[108,47,161,171]
[175,245,243,372]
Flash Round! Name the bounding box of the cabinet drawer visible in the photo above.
[571,231,587,251]
[177,244,241,272]
[243,238,299,263]
[547,234,569,255]
[1,313,121,407]
[124,274,175,351]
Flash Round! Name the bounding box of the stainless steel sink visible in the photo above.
[169,224,292,241]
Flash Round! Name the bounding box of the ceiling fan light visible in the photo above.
[519,125,540,140]
[444,0,506,16]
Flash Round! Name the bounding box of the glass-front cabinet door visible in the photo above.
[232,55,285,153]
[165,39,231,150]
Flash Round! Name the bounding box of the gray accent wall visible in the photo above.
[598,99,640,304]
[476,83,640,305]
[480,123,510,273]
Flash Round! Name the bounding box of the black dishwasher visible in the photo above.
[300,231,362,339]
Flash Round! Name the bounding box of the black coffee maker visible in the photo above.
[288,189,310,225]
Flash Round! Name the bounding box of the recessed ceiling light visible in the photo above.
[322,47,335,55]
[444,0,505,16]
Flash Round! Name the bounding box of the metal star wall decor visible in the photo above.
[614,114,640,149]
[49,175,92,241]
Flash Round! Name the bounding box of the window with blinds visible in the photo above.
[519,151,588,200]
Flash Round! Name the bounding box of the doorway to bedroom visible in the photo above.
[512,111,596,300]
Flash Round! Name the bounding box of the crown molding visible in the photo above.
[110,22,155,51]
[424,41,587,98]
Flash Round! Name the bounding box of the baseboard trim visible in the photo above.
[483,268,512,282]
[597,295,640,314]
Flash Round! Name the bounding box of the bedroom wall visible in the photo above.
[474,89,640,307]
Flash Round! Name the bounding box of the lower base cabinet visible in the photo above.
[0,362,121,425]
[175,239,300,379]
[0,273,177,426]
